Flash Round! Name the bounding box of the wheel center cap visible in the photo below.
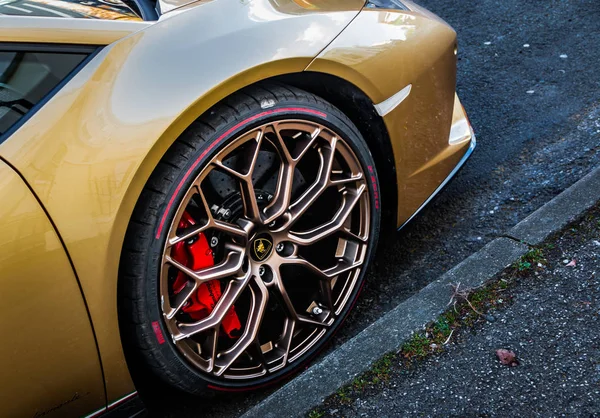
[251,234,273,261]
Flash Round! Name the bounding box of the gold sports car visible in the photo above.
[0,0,475,416]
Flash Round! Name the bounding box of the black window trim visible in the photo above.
[123,0,158,20]
[0,43,102,146]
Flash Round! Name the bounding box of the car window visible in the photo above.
[0,50,88,136]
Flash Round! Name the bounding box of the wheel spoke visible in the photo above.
[247,338,270,374]
[339,227,369,243]
[279,254,361,318]
[212,130,264,223]
[173,272,252,341]
[287,184,366,245]
[263,123,320,224]
[164,281,197,320]
[169,219,247,246]
[286,137,338,226]
[272,266,329,329]
[296,126,322,161]
[241,180,262,224]
[168,185,248,247]
[213,277,269,376]
[319,280,334,312]
[273,318,296,370]
[285,255,363,281]
[169,223,209,246]
[269,123,294,164]
[205,328,219,373]
[196,185,249,240]
[323,259,363,278]
[165,244,244,285]
[330,172,363,186]
[262,162,294,225]
[165,185,207,244]
[214,219,248,239]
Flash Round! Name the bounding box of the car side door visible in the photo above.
[0,160,105,418]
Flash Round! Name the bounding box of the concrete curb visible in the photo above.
[508,165,600,245]
[242,165,600,418]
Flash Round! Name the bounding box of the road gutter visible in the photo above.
[242,165,600,418]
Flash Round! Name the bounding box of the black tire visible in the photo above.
[118,82,381,395]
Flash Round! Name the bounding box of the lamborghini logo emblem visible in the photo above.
[253,237,273,261]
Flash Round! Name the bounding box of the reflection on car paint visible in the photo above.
[0,0,141,20]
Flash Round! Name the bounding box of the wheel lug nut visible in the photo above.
[312,306,323,316]
[210,236,219,247]
[276,243,285,253]
[259,266,266,277]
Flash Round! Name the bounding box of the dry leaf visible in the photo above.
[496,349,519,367]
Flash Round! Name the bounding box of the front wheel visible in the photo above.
[119,83,381,394]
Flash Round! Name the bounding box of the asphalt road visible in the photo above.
[152,0,600,416]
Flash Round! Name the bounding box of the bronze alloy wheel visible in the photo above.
[120,84,381,394]
[161,118,370,380]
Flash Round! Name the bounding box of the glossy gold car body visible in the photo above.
[0,0,474,416]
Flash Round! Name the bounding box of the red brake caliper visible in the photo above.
[171,212,242,338]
